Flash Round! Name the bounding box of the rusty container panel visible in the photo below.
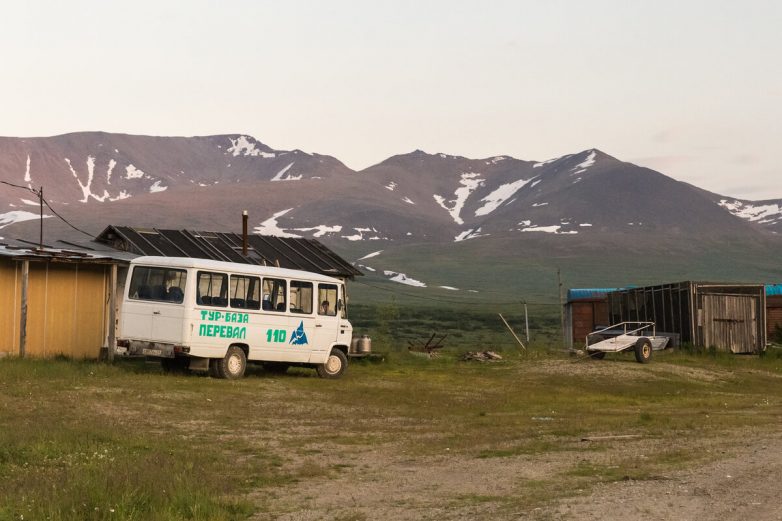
[768,296,782,339]
[572,302,596,344]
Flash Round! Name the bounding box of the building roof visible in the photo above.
[94,226,362,279]
[0,244,135,264]
[767,284,782,297]
[567,288,622,302]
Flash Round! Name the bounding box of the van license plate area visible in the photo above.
[143,348,163,357]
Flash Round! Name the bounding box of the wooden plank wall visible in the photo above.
[701,294,758,353]
[0,259,109,358]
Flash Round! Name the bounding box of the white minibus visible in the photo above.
[117,256,353,379]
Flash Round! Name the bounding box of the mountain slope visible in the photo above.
[0,132,778,247]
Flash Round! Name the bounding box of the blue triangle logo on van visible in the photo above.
[289,321,309,346]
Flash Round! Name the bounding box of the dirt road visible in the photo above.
[538,433,782,521]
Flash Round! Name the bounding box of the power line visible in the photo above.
[40,196,94,238]
[0,180,36,193]
[1,179,95,239]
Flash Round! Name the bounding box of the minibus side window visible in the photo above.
[318,284,338,316]
[290,281,313,314]
[340,283,347,319]
[230,275,260,310]
[197,271,228,307]
[262,278,287,312]
[129,266,186,303]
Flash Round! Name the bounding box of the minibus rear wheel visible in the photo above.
[215,346,247,379]
[316,349,348,379]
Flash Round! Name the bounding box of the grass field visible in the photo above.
[2,347,782,520]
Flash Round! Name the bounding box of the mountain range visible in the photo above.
[1,132,780,298]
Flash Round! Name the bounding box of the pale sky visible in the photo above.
[1,0,780,199]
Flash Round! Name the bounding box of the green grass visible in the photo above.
[2,348,782,519]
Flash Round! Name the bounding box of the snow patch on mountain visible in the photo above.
[433,172,484,225]
[533,156,562,168]
[384,270,427,287]
[719,199,782,224]
[486,156,507,165]
[149,181,167,193]
[21,199,38,207]
[107,159,116,185]
[440,286,459,291]
[475,178,532,216]
[65,156,111,203]
[271,162,302,181]
[454,228,487,242]
[402,197,415,205]
[110,191,131,201]
[292,225,342,238]
[385,181,397,191]
[24,154,31,185]
[253,208,302,238]
[227,135,276,158]
[532,202,548,207]
[519,223,578,235]
[0,210,50,229]
[571,150,597,175]
[342,227,385,241]
[358,250,383,261]
[125,164,145,180]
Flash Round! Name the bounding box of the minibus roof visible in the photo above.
[131,256,345,284]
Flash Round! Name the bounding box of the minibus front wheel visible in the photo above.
[316,349,348,379]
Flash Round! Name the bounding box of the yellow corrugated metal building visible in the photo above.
[0,248,128,359]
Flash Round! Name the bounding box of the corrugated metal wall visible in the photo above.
[0,258,109,358]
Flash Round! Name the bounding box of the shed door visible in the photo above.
[702,295,757,353]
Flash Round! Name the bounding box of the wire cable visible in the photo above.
[0,180,37,193]
[40,196,95,238]
[3,178,96,239]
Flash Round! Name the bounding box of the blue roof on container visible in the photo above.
[567,288,621,301]
[767,285,782,296]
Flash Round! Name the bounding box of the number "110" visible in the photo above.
[266,329,287,343]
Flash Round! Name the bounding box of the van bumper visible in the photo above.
[121,340,179,358]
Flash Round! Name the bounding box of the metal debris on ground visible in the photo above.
[461,351,503,362]
[408,333,447,357]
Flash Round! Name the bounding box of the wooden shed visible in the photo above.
[0,246,132,359]
[607,281,767,354]
[563,288,617,349]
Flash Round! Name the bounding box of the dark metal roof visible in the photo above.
[94,226,362,279]
[0,244,135,264]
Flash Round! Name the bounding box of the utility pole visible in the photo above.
[557,268,564,345]
[38,186,43,250]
